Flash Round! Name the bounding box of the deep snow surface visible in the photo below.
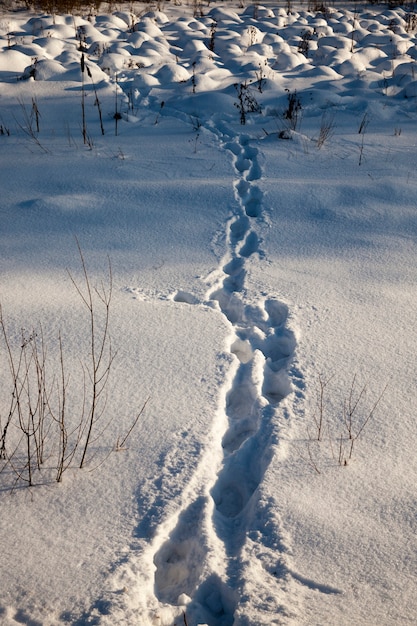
[1,2,417,625]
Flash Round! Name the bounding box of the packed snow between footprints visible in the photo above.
[1,2,417,625]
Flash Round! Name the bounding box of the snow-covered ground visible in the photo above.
[1,2,417,624]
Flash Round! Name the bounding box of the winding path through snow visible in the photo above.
[95,109,298,625]
[147,125,296,624]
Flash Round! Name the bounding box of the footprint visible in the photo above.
[173,290,199,305]
[212,427,266,524]
[213,481,248,518]
[243,186,263,218]
[244,198,261,218]
[223,257,246,292]
[224,270,245,293]
[154,497,207,604]
[246,160,262,182]
[235,155,251,173]
[193,574,236,626]
[234,178,250,198]
[239,135,253,150]
[211,457,259,520]
[210,289,245,325]
[223,257,245,277]
[220,355,264,453]
[239,231,259,258]
[12,610,42,626]
[262,365,292,405]
[224,140,241,156]
[224,274,245,294]
[244,303,269,333]
[230,337,253,364]
[229,215,250,244]
[226,362,260,420]
[265,299,288,327]
[259,330,296,364]
[222,418,256,453]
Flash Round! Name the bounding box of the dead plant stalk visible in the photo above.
[67,238,115,469]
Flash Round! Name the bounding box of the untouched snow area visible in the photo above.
[1,1,417,624]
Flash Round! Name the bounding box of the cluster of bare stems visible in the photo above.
[0,242,148,491]
[303,373,387,475]
[14,96,49,153]
[316,110,335,148]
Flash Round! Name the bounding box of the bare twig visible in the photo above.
[15,98,48,153]
[116,396,150,450]
[311,373,334,441]
[67,238,115,469]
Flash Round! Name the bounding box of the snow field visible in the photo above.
[1,2,417,625]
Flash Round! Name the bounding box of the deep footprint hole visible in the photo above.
[230,215,250,243]
[244,198,262,217]
[193,574,236,626]
[239,231,259,258]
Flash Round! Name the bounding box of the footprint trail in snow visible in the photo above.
[153,132,296,625]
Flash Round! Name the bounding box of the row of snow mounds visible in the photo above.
[0,11,110,82]
[1,5,417,104]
